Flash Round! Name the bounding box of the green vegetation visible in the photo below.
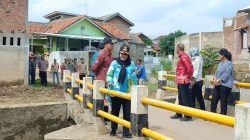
[151,67,158,79]
[144,82,158,94]
[160,58,172,71]
[200,45,220,76]
[160,30,186,55]
[29,79,54,90]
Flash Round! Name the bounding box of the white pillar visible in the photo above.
[156,71,167,100]
[131,85,149,139]
[71,73,79,100]
[82,77,93,123]
[234,103,250,140]
[92,80,108,134]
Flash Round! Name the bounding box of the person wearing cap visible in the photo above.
[106,44,137,138]
[91,37,115,124]
[91,37,115,81]
[189,47,205,110]
[211,48,234,115]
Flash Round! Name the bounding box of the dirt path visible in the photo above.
[0,85,65,105]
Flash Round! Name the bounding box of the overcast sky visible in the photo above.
[29,0,250,38]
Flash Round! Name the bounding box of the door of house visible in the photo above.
[242,29,248,49]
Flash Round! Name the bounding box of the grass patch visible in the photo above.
[144,82,158,93]
[29,79,54,90]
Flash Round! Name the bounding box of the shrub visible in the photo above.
[200,45,220,76]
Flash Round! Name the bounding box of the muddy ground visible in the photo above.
[0,84,65,105]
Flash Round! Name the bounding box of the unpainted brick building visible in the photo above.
[223,6,250,72]
[0,0,28,33]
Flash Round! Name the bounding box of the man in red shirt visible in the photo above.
[91,38,114,81]
[91,37,115,124]
[171,43,194,121]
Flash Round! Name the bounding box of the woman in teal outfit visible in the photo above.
[106,44,137,138]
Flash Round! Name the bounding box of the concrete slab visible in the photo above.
[148,106,234,140]
[44,124,139,140]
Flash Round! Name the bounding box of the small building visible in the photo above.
[28,11,133,53]
[223,6,250,72]
[174,31,223,58]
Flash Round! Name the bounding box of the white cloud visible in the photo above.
[29,0,242,36]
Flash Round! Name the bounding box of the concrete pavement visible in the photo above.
[148,106,234,140]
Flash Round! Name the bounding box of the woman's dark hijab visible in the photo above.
[219,48,232,61]
[116,45,131,84]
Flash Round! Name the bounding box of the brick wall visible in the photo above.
[106,17,131,35]
[223,14,250,72]
[0,0,28,33]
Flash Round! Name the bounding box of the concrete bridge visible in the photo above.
[44,70,250,140]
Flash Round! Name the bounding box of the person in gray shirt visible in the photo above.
[211,48,234,115]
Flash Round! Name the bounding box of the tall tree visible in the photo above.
[160,30,186,55]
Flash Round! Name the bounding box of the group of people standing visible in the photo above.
[28,54,87,86]
[91,37,146,138]
[171,43,234,122]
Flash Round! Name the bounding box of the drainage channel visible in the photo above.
[0,102,75,140]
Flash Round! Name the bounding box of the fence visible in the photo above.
[64,70,172,140]
[157,71,250,105]
[63,70,250,140]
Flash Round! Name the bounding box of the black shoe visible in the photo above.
[180,117,192,121]
[110,130,116,136]
[170,114,182,119]
[123,133,132,138]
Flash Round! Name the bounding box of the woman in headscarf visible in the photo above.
[211,48,234,115]
[189,47,205,110]
[106,44,137,138]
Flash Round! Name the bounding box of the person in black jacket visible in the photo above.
[29,55,36,85]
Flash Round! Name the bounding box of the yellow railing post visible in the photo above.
[82,77,93,123]
[131,85,149,138]
[234,103,250,140]
[71,72,79,100]
[156,70,167,100]
[92,80,108,134]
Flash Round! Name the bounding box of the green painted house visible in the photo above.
[28,11,133,54]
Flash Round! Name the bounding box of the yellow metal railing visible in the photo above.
[75,79,84,85]
[87,83,94,89]
[66,88,83,102]
[68,90,172,140]
[141,97,235,127]
[210,80,250,89]
[86,83,131,100]
[97,109,131,128]
[99,87,131,100]
[235,82,250,88]
[141,128,173,140]
[66,75,72,80]
[162,86,178,92]
[163,86,247,105]
[67,88,73,94]
[163,74,176,79]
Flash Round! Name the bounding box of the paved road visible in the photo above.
[148,106,234,140]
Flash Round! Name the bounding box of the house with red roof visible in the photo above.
[28,11,134,53]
